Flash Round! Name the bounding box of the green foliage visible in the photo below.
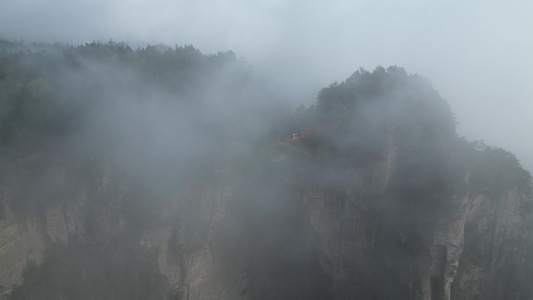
[0,40,249,152]
[0,53,73,149]
[286,67,462,194]
[0,40,255,216]
[468,145,532,196]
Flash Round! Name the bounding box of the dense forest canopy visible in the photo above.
[0,40,256,150]
[0,39,288,209]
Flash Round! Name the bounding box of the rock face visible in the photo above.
[0,203,80,295]
[137,183,249,300]
[0,155,248,299]
[297,136,532,300]
[0,156,88,297]
[0,135,531,300]
[416,187,531,300]
[450,187,531,300]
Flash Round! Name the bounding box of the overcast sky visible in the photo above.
[1,0,532,172]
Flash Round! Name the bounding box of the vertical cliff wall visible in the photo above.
[0,151,333,300]
[296,134,532,300]
[0,139,531,300]
[0,152,247,299]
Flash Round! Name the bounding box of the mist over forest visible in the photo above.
[0,2,531,300]
[0,38,532,300]
[2,1,532,176]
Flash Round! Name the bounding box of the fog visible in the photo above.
[1,0,531,172]
[1,2,533,297]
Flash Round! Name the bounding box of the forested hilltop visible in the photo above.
[0,40,532,300]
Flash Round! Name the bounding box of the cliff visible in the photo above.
[297,135,533,299]
[0,52,531,299]
[0,151,249,299]
[0,148,331,299]
[1,131,530,300]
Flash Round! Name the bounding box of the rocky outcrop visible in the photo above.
[0,191,86,297]
[298,134,402,298]
[0,134,531,300]
[298,135,532,300]
[0,155,247,299]
[414,185,532,300]
[138,183,249,300]
[450,186,531,300]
